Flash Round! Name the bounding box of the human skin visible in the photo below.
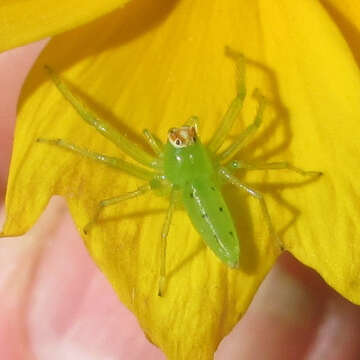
[1,42,360,360]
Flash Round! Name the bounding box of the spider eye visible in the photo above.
[175,139,181,146]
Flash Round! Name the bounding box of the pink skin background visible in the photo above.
[1,41,360,360]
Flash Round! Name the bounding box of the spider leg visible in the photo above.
[226,159,323,177]
[83,184,151,234]
[219,167,284,251]
[143,129,164,156]
[218,90,266,163]
[158,187,176,297]
[208,53,246,153]
[36,138,156,181]
[45,66,159,169]
[184,115,200,132]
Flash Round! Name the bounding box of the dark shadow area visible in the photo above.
[240,57,292,163]
[319,0,360,66]
[247,175,321,238]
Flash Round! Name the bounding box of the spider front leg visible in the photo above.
[45,66,159,169]
[208,53,246,153]
[184,115,200,132]
[218,90,266,163]
[143,129,164,156]
[219,167,284,251]
[83,184,151,234]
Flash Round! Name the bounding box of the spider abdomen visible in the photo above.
[182,177,240,268]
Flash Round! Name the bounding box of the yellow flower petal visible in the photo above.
[258,0,360,305]
[2,0,360,358]
[0,0,129,52]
